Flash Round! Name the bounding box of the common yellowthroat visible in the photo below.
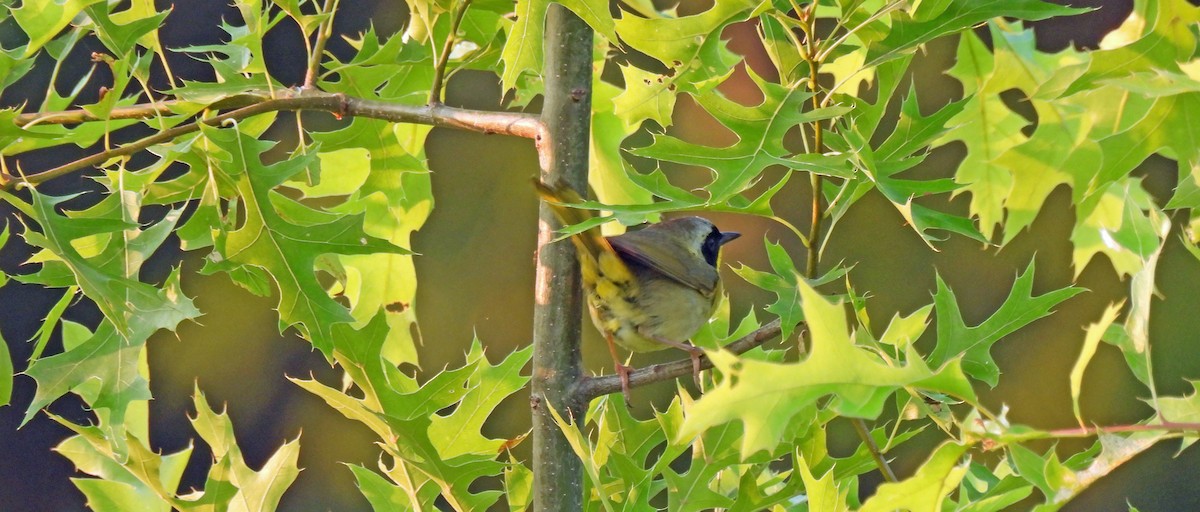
[535,180,740,402]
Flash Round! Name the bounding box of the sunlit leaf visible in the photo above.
[859,441,970,512]
[679,280,975,457]
[632,71,852,203]
[863,0,1087,67]
[1069,303,1122,427]
[1155,380,1200,452]
[612,0,764,126]
[199,127,408,355]
[188,388,301,511]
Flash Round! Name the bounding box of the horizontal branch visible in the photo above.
[15,100,196,127]
[575,318,784,401]
[344,96,542,138]
[4,91,542,190]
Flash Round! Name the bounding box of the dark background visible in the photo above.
[3,1,1200,510]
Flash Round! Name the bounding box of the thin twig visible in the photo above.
[304,0,340,88]
[576,319,783,401]
[15,98,255,127]
[1043,422,1200,438]
[3,91,542,190]
[429,0,474,105]
[9,96,339,189]
[970,421,1200,445]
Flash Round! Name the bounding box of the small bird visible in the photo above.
[535,180,740,403]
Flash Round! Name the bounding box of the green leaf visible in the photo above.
[499,0,544,91]
[837,91,983,247]
[499,0,615,92]
[0,224,8,406]
[953,21,1093,244]
[1007,443,1071,502]
[863,0,1088,68]
[23,268,198,429]
[295,315,526,510]
[929,261,1084,386]
[877,304,933,349]
[52,414,191,512]
[679,279,975,457]
[0,319,10,408]
[189,388,301,511]
[758,13,807,86]
[612,64,678,130]
[85,2,171,56]
[663,459,731,512]
[632,71,853,203]
[1155,380,1200,452]
[349,464,418,512]
[1070,180,1165,278]
[2,189,193,337]
[1062,0,1200,97]
[201,127,408,355]
[309,120,434,366]
[956,462,1034,512]
[1069,303,1122,427]
[590,80,655,210]
[30,287,78,362]
[1084,94,1200,210]
[1020,433,1162,509]
[429,341,533,457]
[12,167,200,429]
[546,403,617,512]
[276,0,329,36]
[731,240,850,340]
[938,32,1030,240]
[0,46,35,91]
[612,0,764,127]
[320,25,432,99]
[503,456,533,512]
[11,0,106,57]
[796,457,851,512]
[1099,204,1171,393]
[859,441,969,512]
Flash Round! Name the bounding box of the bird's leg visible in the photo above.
[642,330,705,387]
[603,332,633,405]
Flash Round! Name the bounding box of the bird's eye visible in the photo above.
[701,227,722,267]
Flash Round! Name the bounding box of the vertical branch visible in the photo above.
[429,0,474,105]
[798,2,897,484]
[531,4,593,511]
[304,0,339,88]
[803,3,824,279]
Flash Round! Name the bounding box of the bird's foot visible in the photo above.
[615,362,633,406]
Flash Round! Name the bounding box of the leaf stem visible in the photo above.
[429,0,474,105]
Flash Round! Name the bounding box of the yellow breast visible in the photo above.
[583,251,716,353]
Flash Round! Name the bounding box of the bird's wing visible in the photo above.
[609,229,718,294]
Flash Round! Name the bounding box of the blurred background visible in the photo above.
[2,0,1200,510]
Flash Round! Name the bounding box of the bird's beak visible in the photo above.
[718,231,741,246]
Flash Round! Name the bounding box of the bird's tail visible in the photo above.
[533,179,609,262]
